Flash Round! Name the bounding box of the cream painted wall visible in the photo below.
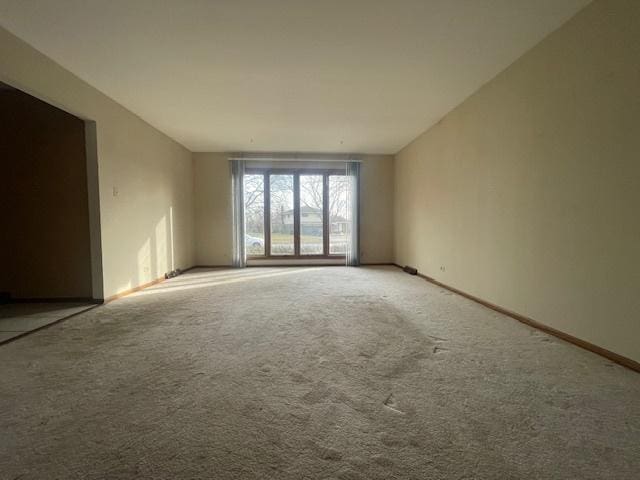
[0,26,194,299]
[359,155,395,264]
[193,153,233,266]
[194,154,394,265]
[394,0,640,362]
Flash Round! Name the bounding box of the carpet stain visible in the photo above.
[383,393,405,415]
[320,446,343,461]
[302,382,332,405]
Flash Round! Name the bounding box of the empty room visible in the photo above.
[0,1,638,479]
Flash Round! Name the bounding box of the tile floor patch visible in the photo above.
[0,304,94,343]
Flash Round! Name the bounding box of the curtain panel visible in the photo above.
[231,159,246,268]
[345,161,360,266]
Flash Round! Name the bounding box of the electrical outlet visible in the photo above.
[112,186,119,197]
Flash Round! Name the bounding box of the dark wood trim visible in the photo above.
[392,264,640,373]
[322,173,330,256]
[248,255,345,260]
[264,172,271,257]
[293,173,301,256]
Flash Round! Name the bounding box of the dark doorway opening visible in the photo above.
[0,81,101,304]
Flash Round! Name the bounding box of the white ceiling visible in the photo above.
[0,0,590,154]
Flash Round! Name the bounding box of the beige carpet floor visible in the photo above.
[1,266,638,479]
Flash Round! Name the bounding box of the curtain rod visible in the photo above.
[228,153,361,162]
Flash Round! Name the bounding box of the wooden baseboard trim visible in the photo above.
[104,276,165,303]
[186,265,233,270]
[393,264,640,373]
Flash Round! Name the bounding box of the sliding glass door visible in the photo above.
[299,174,324,255]
[243,174,265,256]
[329,175,349,255]
[269,174,294,255]
[244,169,346,259]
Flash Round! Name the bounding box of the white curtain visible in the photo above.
[345,161,360,266]
[231,159,246,268]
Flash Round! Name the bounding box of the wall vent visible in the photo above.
[403,266,418,275]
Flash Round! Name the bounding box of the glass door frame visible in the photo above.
[245,167,346,260]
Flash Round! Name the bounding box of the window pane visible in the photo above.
[270,174,294,255]
[299,175,324,255]
[329,175,349,255]
[244,174,265,256]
